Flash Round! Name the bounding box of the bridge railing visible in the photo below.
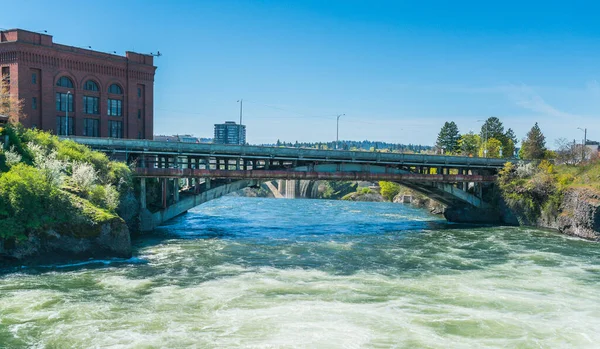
[66,136,515,169]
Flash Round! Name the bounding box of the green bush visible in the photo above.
[0,125,134,241]
[359,187,372,194]
[0,164,58,239]
[379,181,400,201]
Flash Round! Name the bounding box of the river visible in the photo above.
[1,197,600,348]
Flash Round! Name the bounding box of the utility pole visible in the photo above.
[477,119,488,158]
[336,114,345,150]
[237,99,243,145]
[65,91,71,136]
[578,127,587,162]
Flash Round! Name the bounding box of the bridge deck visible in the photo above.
[67,137,512,169]
[134,168,497,182]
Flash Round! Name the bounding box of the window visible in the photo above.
[56,116,74,135]
[84,80,99,91]
[107,99,122,116]
[137,109,141,119]
[56,76,74,88]
[2,67,10,86]
[108,120,122,138]
[108,84,123,94]
[32,97,37,110]
[32,73,37,84]
[137,87,141,97]
[83,96,99,114]
[83,118,100,137]
[56,92,73,112]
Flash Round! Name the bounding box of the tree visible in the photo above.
[458,132,480,156]
[436,121,460,154]
[480,117,505,143]
[519,122,547,160]
[505,128,518,146]
[502,139,515,158]
[379,181,401,201]
[479,137,502,158]
[0,73,25,124]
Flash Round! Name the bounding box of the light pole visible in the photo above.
[336,114,345,150]
[237,99,243,145]
[578,127,587,162]
[477,119,488,158]
[65,91,71,136]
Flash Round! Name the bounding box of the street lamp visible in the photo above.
[237,99,243,145]
[578,127,587,162]
[477,119,488,158]
[336,114,345,150]
[65,91,71,136]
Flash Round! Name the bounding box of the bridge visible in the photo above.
[67,137,515,231]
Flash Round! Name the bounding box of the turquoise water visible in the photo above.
[1,197,600,348]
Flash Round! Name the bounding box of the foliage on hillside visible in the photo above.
[320,181,358,199]
[379,181,401,201]
[498,159,600,224]
[0,125,133,241]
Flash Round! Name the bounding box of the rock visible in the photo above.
[557,188,600,240]
[342,192,385,202]
[4,217,131,264]
[444,205,505,224]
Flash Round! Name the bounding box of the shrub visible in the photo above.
[4,145,22,167]
[71,162,98,192]
[0,164,56,239]
[27,142,66,187]
[516,161,536,178]
[359,187,372,194]
[379,181,400,201]
[88,184,120,212]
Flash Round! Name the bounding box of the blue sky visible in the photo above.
[3,0,599,146]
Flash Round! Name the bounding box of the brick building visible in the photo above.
[0,29,156,139]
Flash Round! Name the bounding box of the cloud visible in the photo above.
[503,84,580,119]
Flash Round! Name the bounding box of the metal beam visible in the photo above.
[133,168,496,182]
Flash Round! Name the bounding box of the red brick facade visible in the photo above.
[0,29,156,139]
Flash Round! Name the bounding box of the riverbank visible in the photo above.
[0,125,135,263]
[498,160,600,240]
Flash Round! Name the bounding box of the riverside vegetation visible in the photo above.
[498,159,600,240]
[0,125,136,262]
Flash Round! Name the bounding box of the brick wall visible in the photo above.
[0,29,156,139]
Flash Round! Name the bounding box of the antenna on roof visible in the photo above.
[35,30,48,34]
[149,51,162,57]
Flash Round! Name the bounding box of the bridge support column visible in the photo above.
[140,178,147,209]
[161,178,167,209]
[206,178,211,190]
[174,178,180,202]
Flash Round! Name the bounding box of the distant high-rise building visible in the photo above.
[214,121,246,144]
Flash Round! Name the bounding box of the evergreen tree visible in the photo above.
[480,117,505,142]
[505,128,518,146]
[436,121,461,154]
[519,122,547,160]
[502,139,515,158]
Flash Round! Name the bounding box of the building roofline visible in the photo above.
[0,28,155,65]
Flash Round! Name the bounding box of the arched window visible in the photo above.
[56,76,74,88]
[84,80,99,91]
[108,84,123,94]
